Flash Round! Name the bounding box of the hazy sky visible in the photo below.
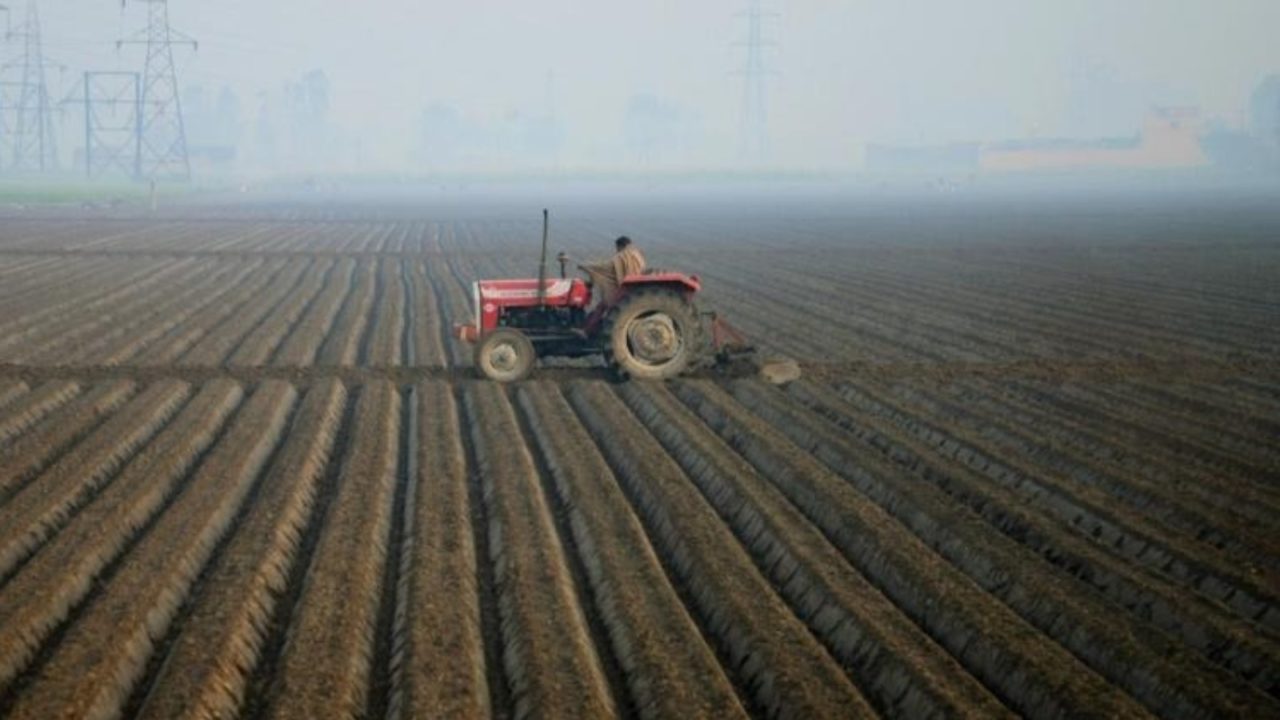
[24,0,1280,171]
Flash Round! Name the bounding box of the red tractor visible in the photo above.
[453,211,798,384]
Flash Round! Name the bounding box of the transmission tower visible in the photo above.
[82,71,140,178]
[117,0,196,180]
[734,0,776,163]
[0,0,58,172]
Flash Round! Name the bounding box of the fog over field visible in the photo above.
[21,0,1280,178]
[5,6,1280,720]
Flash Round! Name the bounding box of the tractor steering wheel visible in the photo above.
[576,263,599,287]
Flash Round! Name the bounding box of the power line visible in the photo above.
[117,0,196,181]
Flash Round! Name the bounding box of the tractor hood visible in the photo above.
[476,278,588,305]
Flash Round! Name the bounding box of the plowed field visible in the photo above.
[1,194,1278,719]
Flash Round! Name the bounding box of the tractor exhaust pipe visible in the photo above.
[536,208,550,307]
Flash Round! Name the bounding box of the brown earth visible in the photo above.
[0,194,1277,719]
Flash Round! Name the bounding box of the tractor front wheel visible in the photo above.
[474,328,536,382]
[605,290,698,380]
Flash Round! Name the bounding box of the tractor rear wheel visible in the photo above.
[474,328,536,382]
[604,289,699,380]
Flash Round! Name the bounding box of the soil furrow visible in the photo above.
[135,381,346,720]
[734,379,1279,716]
[461,382,617,720]
[259,381,398,720]
[367,385,414,720]
[0,380,137,503]
[0,381,29,413]
[787,379,1280,695]
[317,258,377,366]
[514,382,749,720]
[566,380,876,720]
[619,381,1012,719]
[454,383,514,719]
[674,380,1154,718]
[396,381,490,718]
[0,380,82,447]
[0,381,295,720]
[0,380,244,694]
[829,379,1280,629]
[0,381,190,581]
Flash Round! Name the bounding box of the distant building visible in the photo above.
[979,108,1207,172]
[863,108,1211,175]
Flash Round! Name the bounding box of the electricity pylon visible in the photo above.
[117,0,196,180]
[734,0,777,164]
[0,0,58,172]
[82,71,141,178]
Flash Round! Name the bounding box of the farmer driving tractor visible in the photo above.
[457,211,799,384]
[560,235,646,307]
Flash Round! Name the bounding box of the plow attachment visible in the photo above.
[705,313,802,385]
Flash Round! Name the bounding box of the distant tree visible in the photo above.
[623,94,689,164]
